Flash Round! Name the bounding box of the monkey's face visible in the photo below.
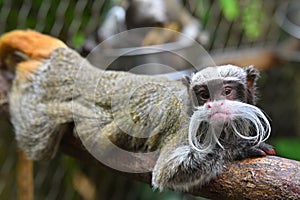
[185,65,270,153]
[191,79,247,122]
[186,65,259,122]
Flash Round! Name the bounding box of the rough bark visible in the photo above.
[1,71,300,200]
[197,156,300,199]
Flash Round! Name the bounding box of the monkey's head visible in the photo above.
[0,30,66,83]
[184,65,270,153]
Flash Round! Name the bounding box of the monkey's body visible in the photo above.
[9,47,189,159]
[0,30,275,192]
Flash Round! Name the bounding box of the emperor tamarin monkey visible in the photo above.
[0,30,275,192]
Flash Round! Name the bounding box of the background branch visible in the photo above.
[1,70,300,200]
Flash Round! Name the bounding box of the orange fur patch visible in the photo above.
[17,60,43,82]
[0,30,66,60]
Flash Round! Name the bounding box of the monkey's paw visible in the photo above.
[152,161,177,191]
[245,142,276,158]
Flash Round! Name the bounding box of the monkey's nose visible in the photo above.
[206,102,213,108]
[206,101,224,109]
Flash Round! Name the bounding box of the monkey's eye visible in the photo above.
[199,90,210,100]
[4,51,29,72]
[223,87,232,96]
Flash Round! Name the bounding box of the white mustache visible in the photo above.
[188,100,271,153]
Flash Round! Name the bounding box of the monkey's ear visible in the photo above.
[246,66,259,91]
[246,66,260,104]
[182,75,191,88]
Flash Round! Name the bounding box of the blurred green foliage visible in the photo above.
[219,0,265,40]
[242,0,265,40]
[72,32,85,49]
[272,138,300,161]
[219,0,239,21]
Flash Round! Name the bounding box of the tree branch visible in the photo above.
[1,72,300,200]
[59,130,300,199]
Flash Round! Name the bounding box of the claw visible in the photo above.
[265,149,276,155]
[258,142,276,156]
[248,146,267,157]
[245,142,275,158]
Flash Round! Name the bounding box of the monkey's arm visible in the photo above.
[152,135,222,191]
[152,131,276,191]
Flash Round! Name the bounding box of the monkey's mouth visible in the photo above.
[189,101,271,152]
[208,112,231,121]
[0,69,15,83]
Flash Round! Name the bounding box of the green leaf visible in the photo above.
[219,0,239,21]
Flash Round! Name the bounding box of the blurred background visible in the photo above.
[0,0,300,199]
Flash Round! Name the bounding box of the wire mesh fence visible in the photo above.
[0,0,299,199]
